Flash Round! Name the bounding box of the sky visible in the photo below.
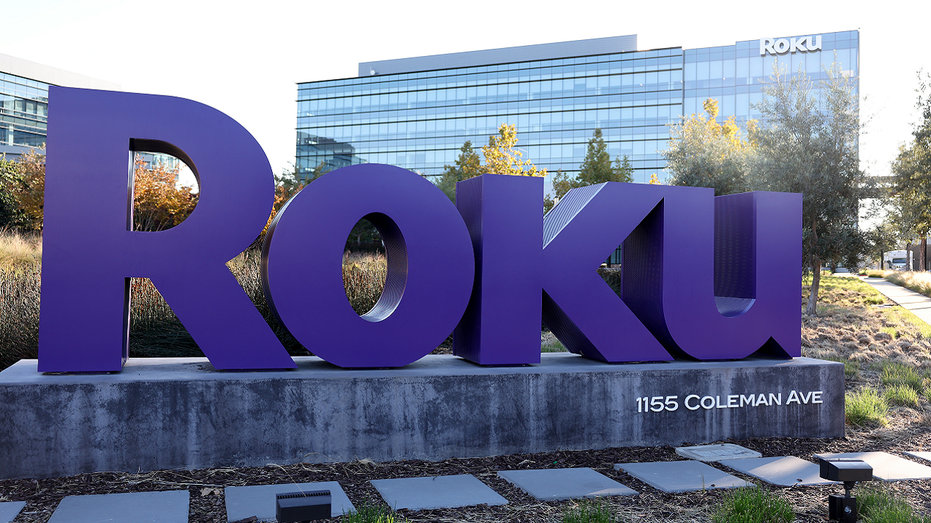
[2,0,927,182]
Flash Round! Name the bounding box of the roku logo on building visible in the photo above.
[37,87,802,373]
[760,35,822,56]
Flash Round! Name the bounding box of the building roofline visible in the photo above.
[358,34,638,77]
[0,52,119,90]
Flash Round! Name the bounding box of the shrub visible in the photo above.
[884,384,920,408]
[858,482,931,523]
[711,485,793,523]
[0,149,45,231]
[846,389,889,427]
[341,502,406,523]
[131,156,197,232]
[562,499,617,523]
[880,362,925,392]
[0,231,41,270]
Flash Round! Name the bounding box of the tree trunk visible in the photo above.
[922,236,927,271]
[806,254,821,316]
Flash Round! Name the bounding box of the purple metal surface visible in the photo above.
[453,174,542,365]
[621,186,801,359]
[38,87,295,372]
[666,190,801,358]
[262,164,475,368]
[37,87,802,373]
[545,183,801,362]
[542,184,672,363]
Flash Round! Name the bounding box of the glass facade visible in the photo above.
[0,62,178,175]
[0,71,49,148]
[1,53,118,157]
[683,31,859,131]
[296,31,859,188]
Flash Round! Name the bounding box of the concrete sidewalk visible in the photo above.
[862,276,931,326]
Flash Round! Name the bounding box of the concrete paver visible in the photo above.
[905,451,931,463]
[615,461,751,493]
[225,481,354,521]
[371,474,508,511]
[815,452,931,481]
[675,444,761,462]
[0,501,26,523]
[719,456,837,486]
[497,468,637,500]
[47,490,189,523]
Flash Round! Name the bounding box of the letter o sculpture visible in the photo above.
[262,164,475,368]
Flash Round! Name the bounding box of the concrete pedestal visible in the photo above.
[0,354,843,479]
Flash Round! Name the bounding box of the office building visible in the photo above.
[1,52,118,158]
[295,31,859,188]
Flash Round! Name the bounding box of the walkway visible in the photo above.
[862,276,931,326]
[4,448,930,522]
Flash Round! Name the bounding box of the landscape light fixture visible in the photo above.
[275,490,331,522]
[819,458,873,522]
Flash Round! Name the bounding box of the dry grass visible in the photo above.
[803,275,931,440]
[802,276,931,372]
[342,252,388,315]
[0,244,393,367]
[886,271,931,297]
[0,265,40,368]
[0,231,41,271]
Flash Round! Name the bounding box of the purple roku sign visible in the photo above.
[36,87,801,373]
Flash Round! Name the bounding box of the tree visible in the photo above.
[0,155,26,229]
[0,150,202,233]
[436,141,483,202]
[751,62,867,315]
[252,165,311,247]
[866,219,901,270]
[664,98,755,196]
[435,124,545,207]
[891,143,931,270]
[578,128,613,182]
[131,156,198,232]
[546,128,633,212]
[891,71,931,271]
[0,149,46,231]
[481,124,546,178]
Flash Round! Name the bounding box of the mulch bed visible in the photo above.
[2,419,930,522]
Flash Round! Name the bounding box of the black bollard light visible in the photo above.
[819,458,873,523]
